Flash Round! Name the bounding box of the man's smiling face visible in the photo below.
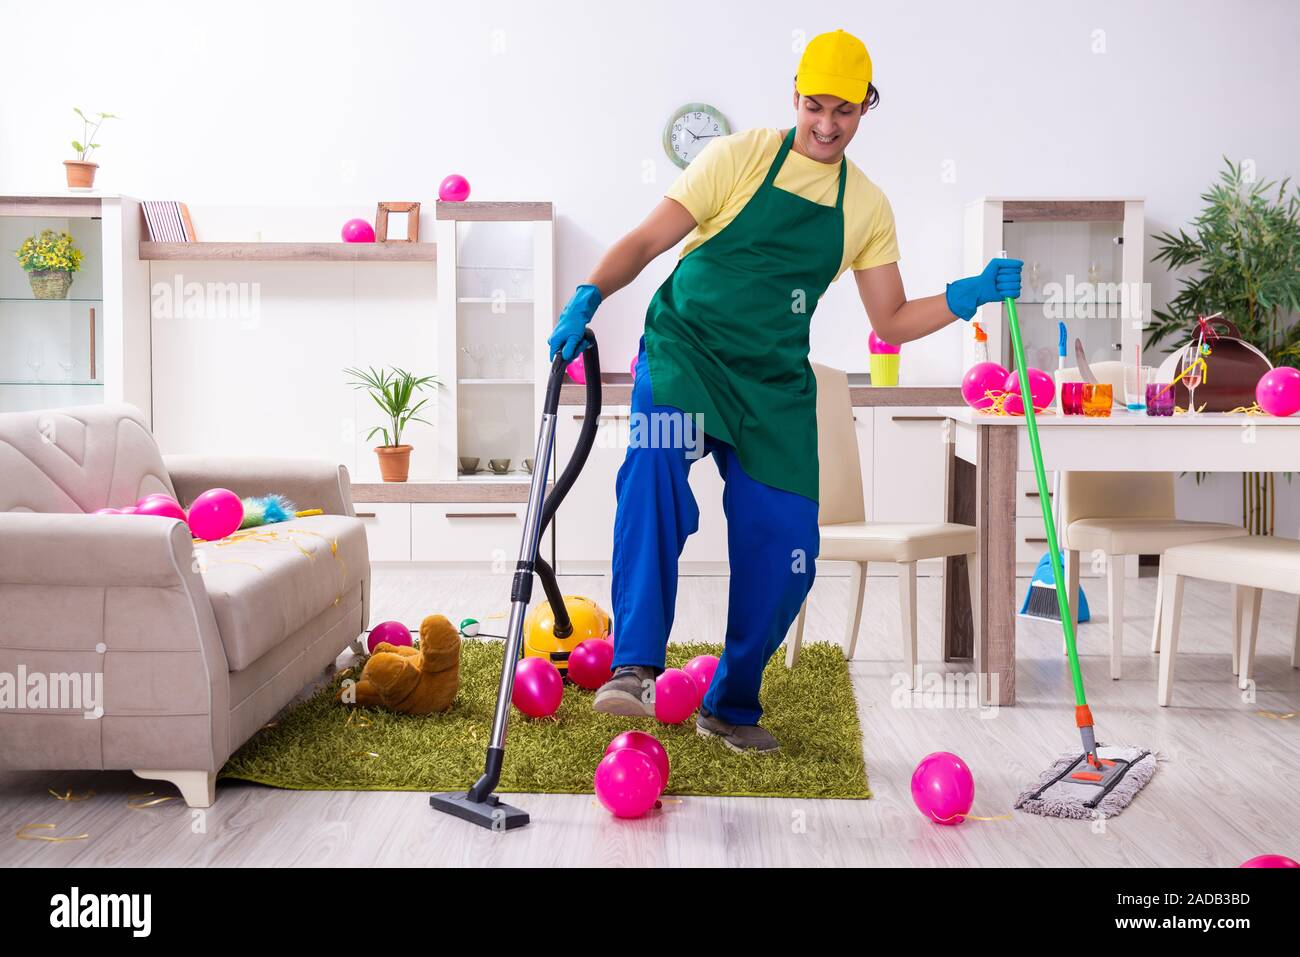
[791,88,868,163]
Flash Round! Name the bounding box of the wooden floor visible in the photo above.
[3,566,1298,867]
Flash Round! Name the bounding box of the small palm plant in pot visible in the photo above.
[344,366,441,482]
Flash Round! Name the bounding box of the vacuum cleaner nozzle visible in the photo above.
[429,790,530,831]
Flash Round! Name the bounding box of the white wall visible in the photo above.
[2,0,1298,523]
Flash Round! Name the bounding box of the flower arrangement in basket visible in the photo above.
[15,229,85,300]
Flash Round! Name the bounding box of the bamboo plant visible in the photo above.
[1146,157,1300,534]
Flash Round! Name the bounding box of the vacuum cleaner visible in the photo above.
[429,328,603,831]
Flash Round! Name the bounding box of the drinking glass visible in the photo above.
[1182,345,1203,414]
[1145,382,1174,416]
[1082,382,1112,417]
[1123,365,1154,412]
[1060,381,1085,415]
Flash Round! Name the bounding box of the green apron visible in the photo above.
[643,126,846,502]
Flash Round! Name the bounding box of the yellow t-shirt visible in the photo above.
[665,127,899,281]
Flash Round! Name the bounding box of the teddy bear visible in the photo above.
[338,614,460,715]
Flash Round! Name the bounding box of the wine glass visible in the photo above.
[487,343,506,379]
[58,342,74,381]
[509,343,527,379]
[459,345,477,378]
[25,341,44,382]
[1182,343,1202,415]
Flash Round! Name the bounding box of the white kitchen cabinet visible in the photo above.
[353,502,412,562]
[871,407,949,524]
[411,501,552,566]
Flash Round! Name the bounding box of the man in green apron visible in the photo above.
[548,29,1021,752]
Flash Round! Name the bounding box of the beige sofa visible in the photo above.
[0,404,370,806]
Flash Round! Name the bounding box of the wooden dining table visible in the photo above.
[936,405,1300,706]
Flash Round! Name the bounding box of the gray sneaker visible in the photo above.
[593,666,656,717]
[696,708,780,754]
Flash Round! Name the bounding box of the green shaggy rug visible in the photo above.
[221,641,869,799]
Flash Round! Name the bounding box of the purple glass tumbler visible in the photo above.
[1146,382,1174,416]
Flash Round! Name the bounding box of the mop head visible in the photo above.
[1014,745,1158,819]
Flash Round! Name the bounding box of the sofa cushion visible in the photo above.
[196,515,368,672]
[0,404,175,513]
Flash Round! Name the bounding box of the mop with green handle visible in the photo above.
[1004,296,1158,819]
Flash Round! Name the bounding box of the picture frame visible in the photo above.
[375,201,421,243]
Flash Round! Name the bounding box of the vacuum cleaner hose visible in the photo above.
[533,330,602,638]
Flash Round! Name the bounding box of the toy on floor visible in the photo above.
[654,668,699,724]
[1241,855,1300,868]
[338,614,461,715]
[683,654,719,700]
[594,747,662,819]
[911,751,975,826]
[567,638,614,690]
[365,619,413,654]
[512,657,563,718]
[605,731,670,789]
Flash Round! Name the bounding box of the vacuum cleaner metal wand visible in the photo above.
[430,330,602,831]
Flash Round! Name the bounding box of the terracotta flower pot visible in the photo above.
[64,160,98,189]
[29,271,73,300]
[375,444,412,482]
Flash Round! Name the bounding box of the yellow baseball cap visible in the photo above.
[796,29,872,104]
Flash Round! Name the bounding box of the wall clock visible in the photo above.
[663,103,731,169]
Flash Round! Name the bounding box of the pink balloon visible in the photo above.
[594,748,662,819]
[654,668,700,724]
[911,751,975,825]
[340,218,375,243]
[566,357,586,385]
[604,730,670,791]
[439,174,471,202]
[682,654,719,702]
[1240,854,1300,868]
[1002,368,1055,415]
[93,507,123,515]
[366,620,412,654]
[629,356,638,380]
[1256,366,1300,417]
[568,638,615,690]
[512,656,563,718]
[187,488,244,541]
[139,492,177,504]
[868,329,901,355]
[961,362,1009,410]
[135,495,187,523]
[119,506,139,514]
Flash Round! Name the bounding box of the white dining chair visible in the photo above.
[1055,363,1248,679]
[783,363,979,689]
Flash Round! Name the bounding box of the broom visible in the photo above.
[1002,296,1157,818]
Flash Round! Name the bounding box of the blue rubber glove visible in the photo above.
[548,284,603,360]
[945,258,1023,321]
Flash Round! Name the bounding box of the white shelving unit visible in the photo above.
[434,201,555,483]
[964,197,1147,577]
[0,195,150,418]
[964,197,1146,373]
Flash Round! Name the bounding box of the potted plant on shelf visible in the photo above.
[344,366,441,482]
[15,229,84,299]
[65,108,119,189]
